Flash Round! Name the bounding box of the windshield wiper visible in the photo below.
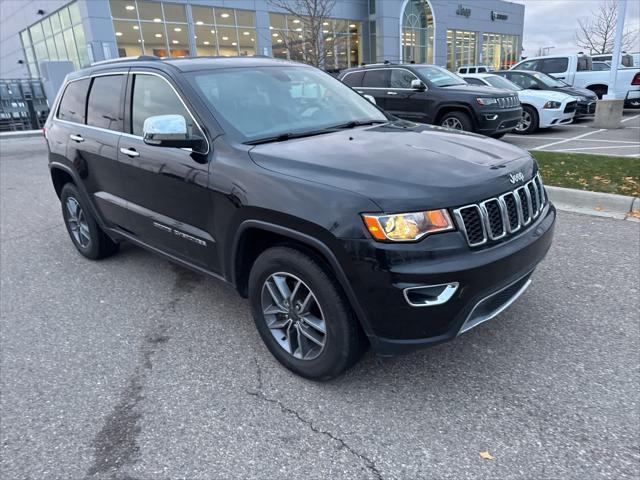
[244,129,330,145]
[325,119,387,130]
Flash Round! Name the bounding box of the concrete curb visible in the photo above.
[546,185,640,221]
[0,130,42,139]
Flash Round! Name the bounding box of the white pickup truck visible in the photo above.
[511,54,640,107]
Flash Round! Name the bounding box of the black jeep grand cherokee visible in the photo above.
[340,63,522,137]
[45,57,555,380]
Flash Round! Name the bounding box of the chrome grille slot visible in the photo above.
[453,174,548,248]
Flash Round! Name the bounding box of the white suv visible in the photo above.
[457,65,495,74]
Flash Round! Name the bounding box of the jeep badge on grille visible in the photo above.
[508,172,525,184]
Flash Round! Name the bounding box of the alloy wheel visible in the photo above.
[516,111,532,132]
[441,117,464,130]
[65,197,91,248]
[261,272,327,360]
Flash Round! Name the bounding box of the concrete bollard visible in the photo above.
[592,99,625,129]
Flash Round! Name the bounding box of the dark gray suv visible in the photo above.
[340,63,522,138]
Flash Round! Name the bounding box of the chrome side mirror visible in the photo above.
[411,79,426,91]
[363,94,377,105]
[143,114,202,149]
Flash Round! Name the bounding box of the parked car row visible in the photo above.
[337,63,599,137]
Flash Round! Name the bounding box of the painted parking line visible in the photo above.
[532,129,606,150]
[503,135,566,141]
[551,145,640,152]
[621,114,640,123]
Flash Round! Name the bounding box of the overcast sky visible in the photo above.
[512,0,640,56]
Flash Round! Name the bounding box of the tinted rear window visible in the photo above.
[362,69,389,88]
[342,71,364,87]
[57,79,90,124]
[87,75,124,131]
[540,57,568,74]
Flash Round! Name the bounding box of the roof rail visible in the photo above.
[91,55,161,66]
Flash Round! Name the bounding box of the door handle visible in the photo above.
[120,147,140,157]
[69,134,84,143]
[386,91,399,95]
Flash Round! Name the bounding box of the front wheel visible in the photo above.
[248,247,367,380]
[439,111,473,132]
[514,105,539,134]
[60,183,119,260]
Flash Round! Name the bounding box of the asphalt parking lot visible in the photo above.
[502,110,640,157]
[1,136,639,480]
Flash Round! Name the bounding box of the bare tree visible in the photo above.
[267,0,336,67]
[575,0,638,54]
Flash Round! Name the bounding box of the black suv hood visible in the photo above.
[248,123,536,212]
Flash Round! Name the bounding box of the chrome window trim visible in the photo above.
[347,67,425,91]
[52,70,210,155]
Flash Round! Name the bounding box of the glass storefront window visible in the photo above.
[194,25,217,56]
[166,23,189,57]
[402,0,434,64]
[191,5,214,25]
[236,10,256,28]
[137,1,163,22]
[68,2,82,25]
[113,20,143,57]
[269,14,361,68]
[140,22,168,56]
[163,3,187,23]
[215,8,235,27]
[482,33,519,70]
[109,0,138,20]
[446,30,477,71]
[50,13,62,33]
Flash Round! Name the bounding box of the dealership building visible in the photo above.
[1,0,524,80]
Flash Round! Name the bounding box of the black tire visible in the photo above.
[248,246,367,380]
[514,105,539,135]
[490,132,507,139]
[60,183,119,260]
[439,111,473,132]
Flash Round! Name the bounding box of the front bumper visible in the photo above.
[340,203,556,355]
[476,106,523,135]
[539,107,575,128]
[576,100,597,117]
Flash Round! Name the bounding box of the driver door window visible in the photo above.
[508,73,537,89]
[390,69,417,89]
[131,74,193,137]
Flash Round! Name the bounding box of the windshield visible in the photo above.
[188,66,387,142]
[412,66,467,87]
[531,72,566,88]
[484,75,522,91]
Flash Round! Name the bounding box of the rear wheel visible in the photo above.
[248,246,367,380]
[60,183,119,260]
[514,105,539,134]
[439,111,473,132]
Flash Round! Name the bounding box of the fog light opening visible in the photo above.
[403,282,459,307]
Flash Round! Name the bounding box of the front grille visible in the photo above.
[564,101,577,113]
[497,95,519,109]
[453,173,547,248]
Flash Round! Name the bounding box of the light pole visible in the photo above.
[594,0,627,128]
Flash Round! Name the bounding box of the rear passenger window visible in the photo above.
[465,77,485,86]
[540,57,569,74]
[57,79,90,124]
[131,74,191,137]
[390,69,417,88]
[87,75,124,131]
[515,59,539,71]
[468,67,476,73]
[459,68,467,74]
[362,69,389,88]
[342,71,364,88]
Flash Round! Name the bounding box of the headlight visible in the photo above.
[362,210,454,242]
[543,101,561,109]
[576,95,586,102]
[476,97,498,106]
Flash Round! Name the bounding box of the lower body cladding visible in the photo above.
[340,204,556,356]
[477,107,523,135]
[539,109,575,128]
